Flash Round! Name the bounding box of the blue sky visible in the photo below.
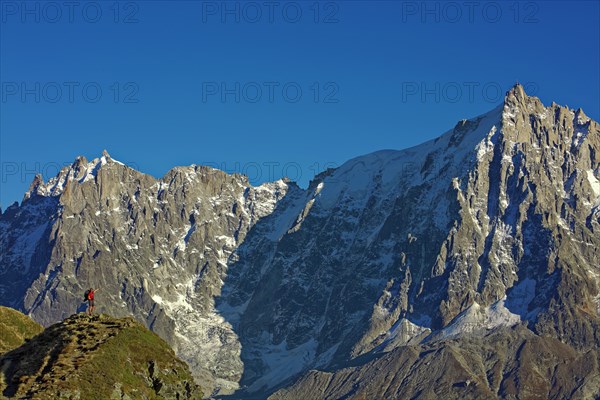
[1,0,599,208]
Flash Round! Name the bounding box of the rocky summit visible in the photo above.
[1,84,599,399]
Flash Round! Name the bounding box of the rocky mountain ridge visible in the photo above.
[1,84,599,398]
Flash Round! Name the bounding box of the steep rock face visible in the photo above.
[218,85,600,396]
[1,84,599,398]
[0,194,58,311]
[0,153,303,395]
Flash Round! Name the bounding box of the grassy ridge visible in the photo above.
[0,307,43,354]
[0,312,202,399]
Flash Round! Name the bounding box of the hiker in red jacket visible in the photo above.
[86,288,100,315]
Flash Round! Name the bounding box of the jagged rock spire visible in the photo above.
[504,82,528,108]
[22,174,45,202]
[575,107,589,124]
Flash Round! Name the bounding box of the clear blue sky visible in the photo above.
[1,0,599,208]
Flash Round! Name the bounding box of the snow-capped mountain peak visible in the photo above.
[22,150,127,202]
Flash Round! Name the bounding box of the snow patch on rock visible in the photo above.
[586,170,600,198]
[435,297,520,340]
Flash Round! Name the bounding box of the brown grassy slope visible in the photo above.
[0,313,202,399]
[0,307,43,355]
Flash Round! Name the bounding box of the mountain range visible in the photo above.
[1,84,599,399]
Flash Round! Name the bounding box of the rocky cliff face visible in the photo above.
[1,85,599,398]
[1,151,299,395]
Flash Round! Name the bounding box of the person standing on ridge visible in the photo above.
[86,287,100,315]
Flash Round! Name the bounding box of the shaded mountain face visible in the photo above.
[1,85,599,398]
[269,326,600,400]
[0,312,202,399]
